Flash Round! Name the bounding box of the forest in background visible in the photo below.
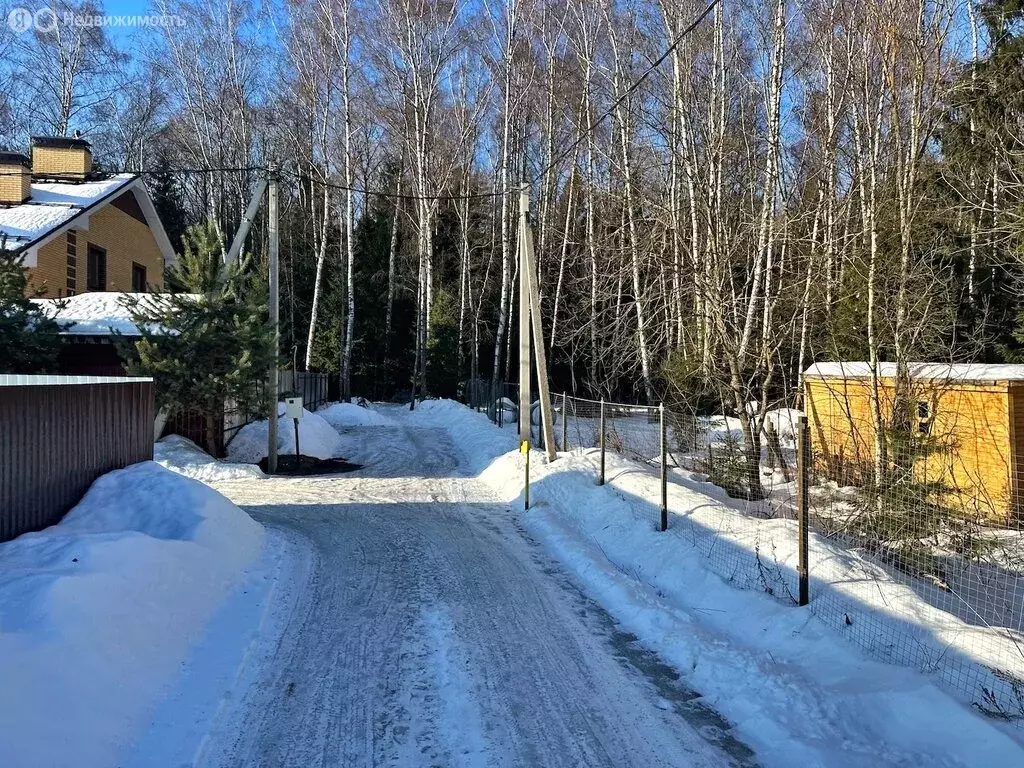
[2,0,1024,427]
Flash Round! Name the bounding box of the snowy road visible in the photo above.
[200,417,755,767]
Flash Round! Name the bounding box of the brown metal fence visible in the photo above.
[0,375,155,543]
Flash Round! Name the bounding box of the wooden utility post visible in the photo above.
[267,165,280,473]
[518,186,532,446]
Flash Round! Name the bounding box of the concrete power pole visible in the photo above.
[517,184,556,461]
[523,210,557,462]
[267,165,280,473]
[518,186,532,445]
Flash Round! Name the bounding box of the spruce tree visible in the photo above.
[148,152,189,258]
[427,287,460,399]
[937,0,1024,356]
[119,223,276,455]
[0,250,65,374]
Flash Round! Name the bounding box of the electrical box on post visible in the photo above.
[285,396,303,420]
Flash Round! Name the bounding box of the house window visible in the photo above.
[917,401,931,435]
[131,262,147,292]
[86,244,106,291]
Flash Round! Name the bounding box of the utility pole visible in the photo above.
[523,197,556,462]
[517,183,556,461]
[267,165,280,473]
[518,185,532,445]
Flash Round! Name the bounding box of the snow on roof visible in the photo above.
[0,174,135,250]
[803,361,1024,382]
[30,175,133,206]
[0,204,78,245]
[32,291,197,336]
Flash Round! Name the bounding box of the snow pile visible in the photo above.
[156,434,266,482]
[0,462,264,768]
[318,401,394,428]
[227,404,344,463]
[409,401,1024,767]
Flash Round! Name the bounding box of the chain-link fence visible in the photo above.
[666,392,1024,722]
[463,379,1024,723]
[798,375,1024,722]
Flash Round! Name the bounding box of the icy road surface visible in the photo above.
[200,416,755,767]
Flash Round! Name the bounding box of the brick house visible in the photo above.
[0,136,175,297]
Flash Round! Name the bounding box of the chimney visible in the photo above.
[0,151,31,205]
[31,135,93,180]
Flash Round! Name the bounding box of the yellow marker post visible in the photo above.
[521,440,530,510]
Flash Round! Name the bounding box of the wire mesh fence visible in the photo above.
[462,379,1024,723]
[799,375,1024,722]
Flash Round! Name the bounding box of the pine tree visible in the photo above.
[0,250,65,374]
[118,224,276,455]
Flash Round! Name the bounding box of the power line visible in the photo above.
[285,168,507,203]
[530,0,719,185]
[0,166,508,203]
[0,0,718,202]
[0,166,263,179]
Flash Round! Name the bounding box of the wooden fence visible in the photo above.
[0,375,154,543]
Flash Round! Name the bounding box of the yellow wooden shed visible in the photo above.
[803,362,1024,524]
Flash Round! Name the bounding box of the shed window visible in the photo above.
[917,401,931,435]
[131,262,147,292]
[86,245,106,291]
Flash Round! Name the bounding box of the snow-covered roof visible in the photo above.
[803,362,1024,382]
[0,173,176,270]
[30,175,135,206]
[32,291,197,337]
[0,174,135,251]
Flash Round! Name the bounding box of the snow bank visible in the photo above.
[156,434,266,482]
[318,401,394,428]
[0,462,264,768]
[227,404,344,463]
[409,401,1024,767]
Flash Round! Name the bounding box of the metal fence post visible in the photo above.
[599,398,606,485]
[561,391,568,451]
[660,402,668,532]
[797,415,810,606]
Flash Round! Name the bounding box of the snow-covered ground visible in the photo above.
[8,398,1021,766]
[0,462,266,768]
[185,411,759,767]
[408,399,1024,765]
